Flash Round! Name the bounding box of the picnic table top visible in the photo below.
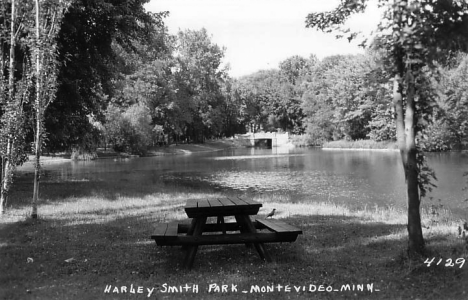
[184,198,262,218]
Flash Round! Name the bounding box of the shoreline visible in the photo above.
[25,140,240,164]
[322,147,399,151]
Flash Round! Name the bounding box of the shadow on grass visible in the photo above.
[1,210,467,300]
[8,169,224,211]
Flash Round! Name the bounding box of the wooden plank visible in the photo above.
[183,217,207,269]
[185,205,261,218]
[236,197,262,211]
[237,214,271,262]
[165,223,179,237]
[256,219,285,232]
[274,220,303,233]
[256,219,302,234]
[154,232,299,246]
[197,199,210,208]
[238,196,261,206]
[185,200,198,209]
[226,197,245,206]
[216,216,226,234]
[208,199,224,208]
[181,218,240,249]
[186,218,197,235]
[257,219,284,232]
[231,196,249,205]
[218,198,236,207]
[152,223,168,237]
[182,218,197,250]
[235,215,253,248]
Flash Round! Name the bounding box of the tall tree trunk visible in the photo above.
[31,0,41,219]
[0,0,16,215]
[393,74,406,165]
[0,4,6,198]
[394,69,425,255]
[404,70,424,254]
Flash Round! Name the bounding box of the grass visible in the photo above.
[1,175,467,300]
[323,139,398,150]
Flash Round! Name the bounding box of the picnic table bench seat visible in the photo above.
[254,218,302,241]
[152,219,302,246]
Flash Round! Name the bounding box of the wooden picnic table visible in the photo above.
[152,197,302,269]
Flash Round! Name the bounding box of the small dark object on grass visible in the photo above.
[266,209,276,219]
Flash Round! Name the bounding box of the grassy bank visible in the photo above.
[1,176,467,300]
[288,136,398,150]
[25,140,238,164]
[323,139,398,150]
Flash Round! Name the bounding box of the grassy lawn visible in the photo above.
[1,174,467,300]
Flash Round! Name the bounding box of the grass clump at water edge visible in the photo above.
[323,139,398,150]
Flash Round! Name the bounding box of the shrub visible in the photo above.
[323,139,397,149]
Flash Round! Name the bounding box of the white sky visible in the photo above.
[145,0,382,78]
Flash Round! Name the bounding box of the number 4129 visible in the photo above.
[424,257,465,268]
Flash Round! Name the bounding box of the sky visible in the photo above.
[145,0,382,78]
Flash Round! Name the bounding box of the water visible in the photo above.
[17,147,468,218]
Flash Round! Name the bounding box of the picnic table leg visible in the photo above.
[236,215,272,262]
[216,216,226,234]
[187,218,197,236]
[234,215,253,248]
[183,217,207,269]
[182,218,197,250]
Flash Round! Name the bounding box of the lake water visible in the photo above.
[17,147,468,218]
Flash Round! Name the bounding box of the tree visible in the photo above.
[435,53,468,150]
[306,0,468,254]
[279,55,309,85]
[103,103,153,155]
[31,0,69,218]
[234,70,279,133]
[0,0,69,216]
[173,28,229,142]
[301,54,376,141]
[0,0,31,215]
[218,78,246,137]
[45,0,165,152]
[275,55,311,133]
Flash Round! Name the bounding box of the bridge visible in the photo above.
[235,132,289,148]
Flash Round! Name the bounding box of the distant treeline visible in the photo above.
[2,1,467,157]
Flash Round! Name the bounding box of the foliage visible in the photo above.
[173,28,229,141]
[323,139,398,149]
[45,0,167,152]
[108,27,233,144]
[301,54,378,142]
[289,134,314,147]
[103,104,152,155]
[234,70,280,133]
[0,0,36,214]
[233,59,309,135]
[430,53,468,150]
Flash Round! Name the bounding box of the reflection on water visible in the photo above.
[212,154,305,161]
[17,147,468,217]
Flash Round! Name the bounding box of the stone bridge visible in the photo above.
[235,132,289,148]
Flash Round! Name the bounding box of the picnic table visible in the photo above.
[151,197,302,269]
